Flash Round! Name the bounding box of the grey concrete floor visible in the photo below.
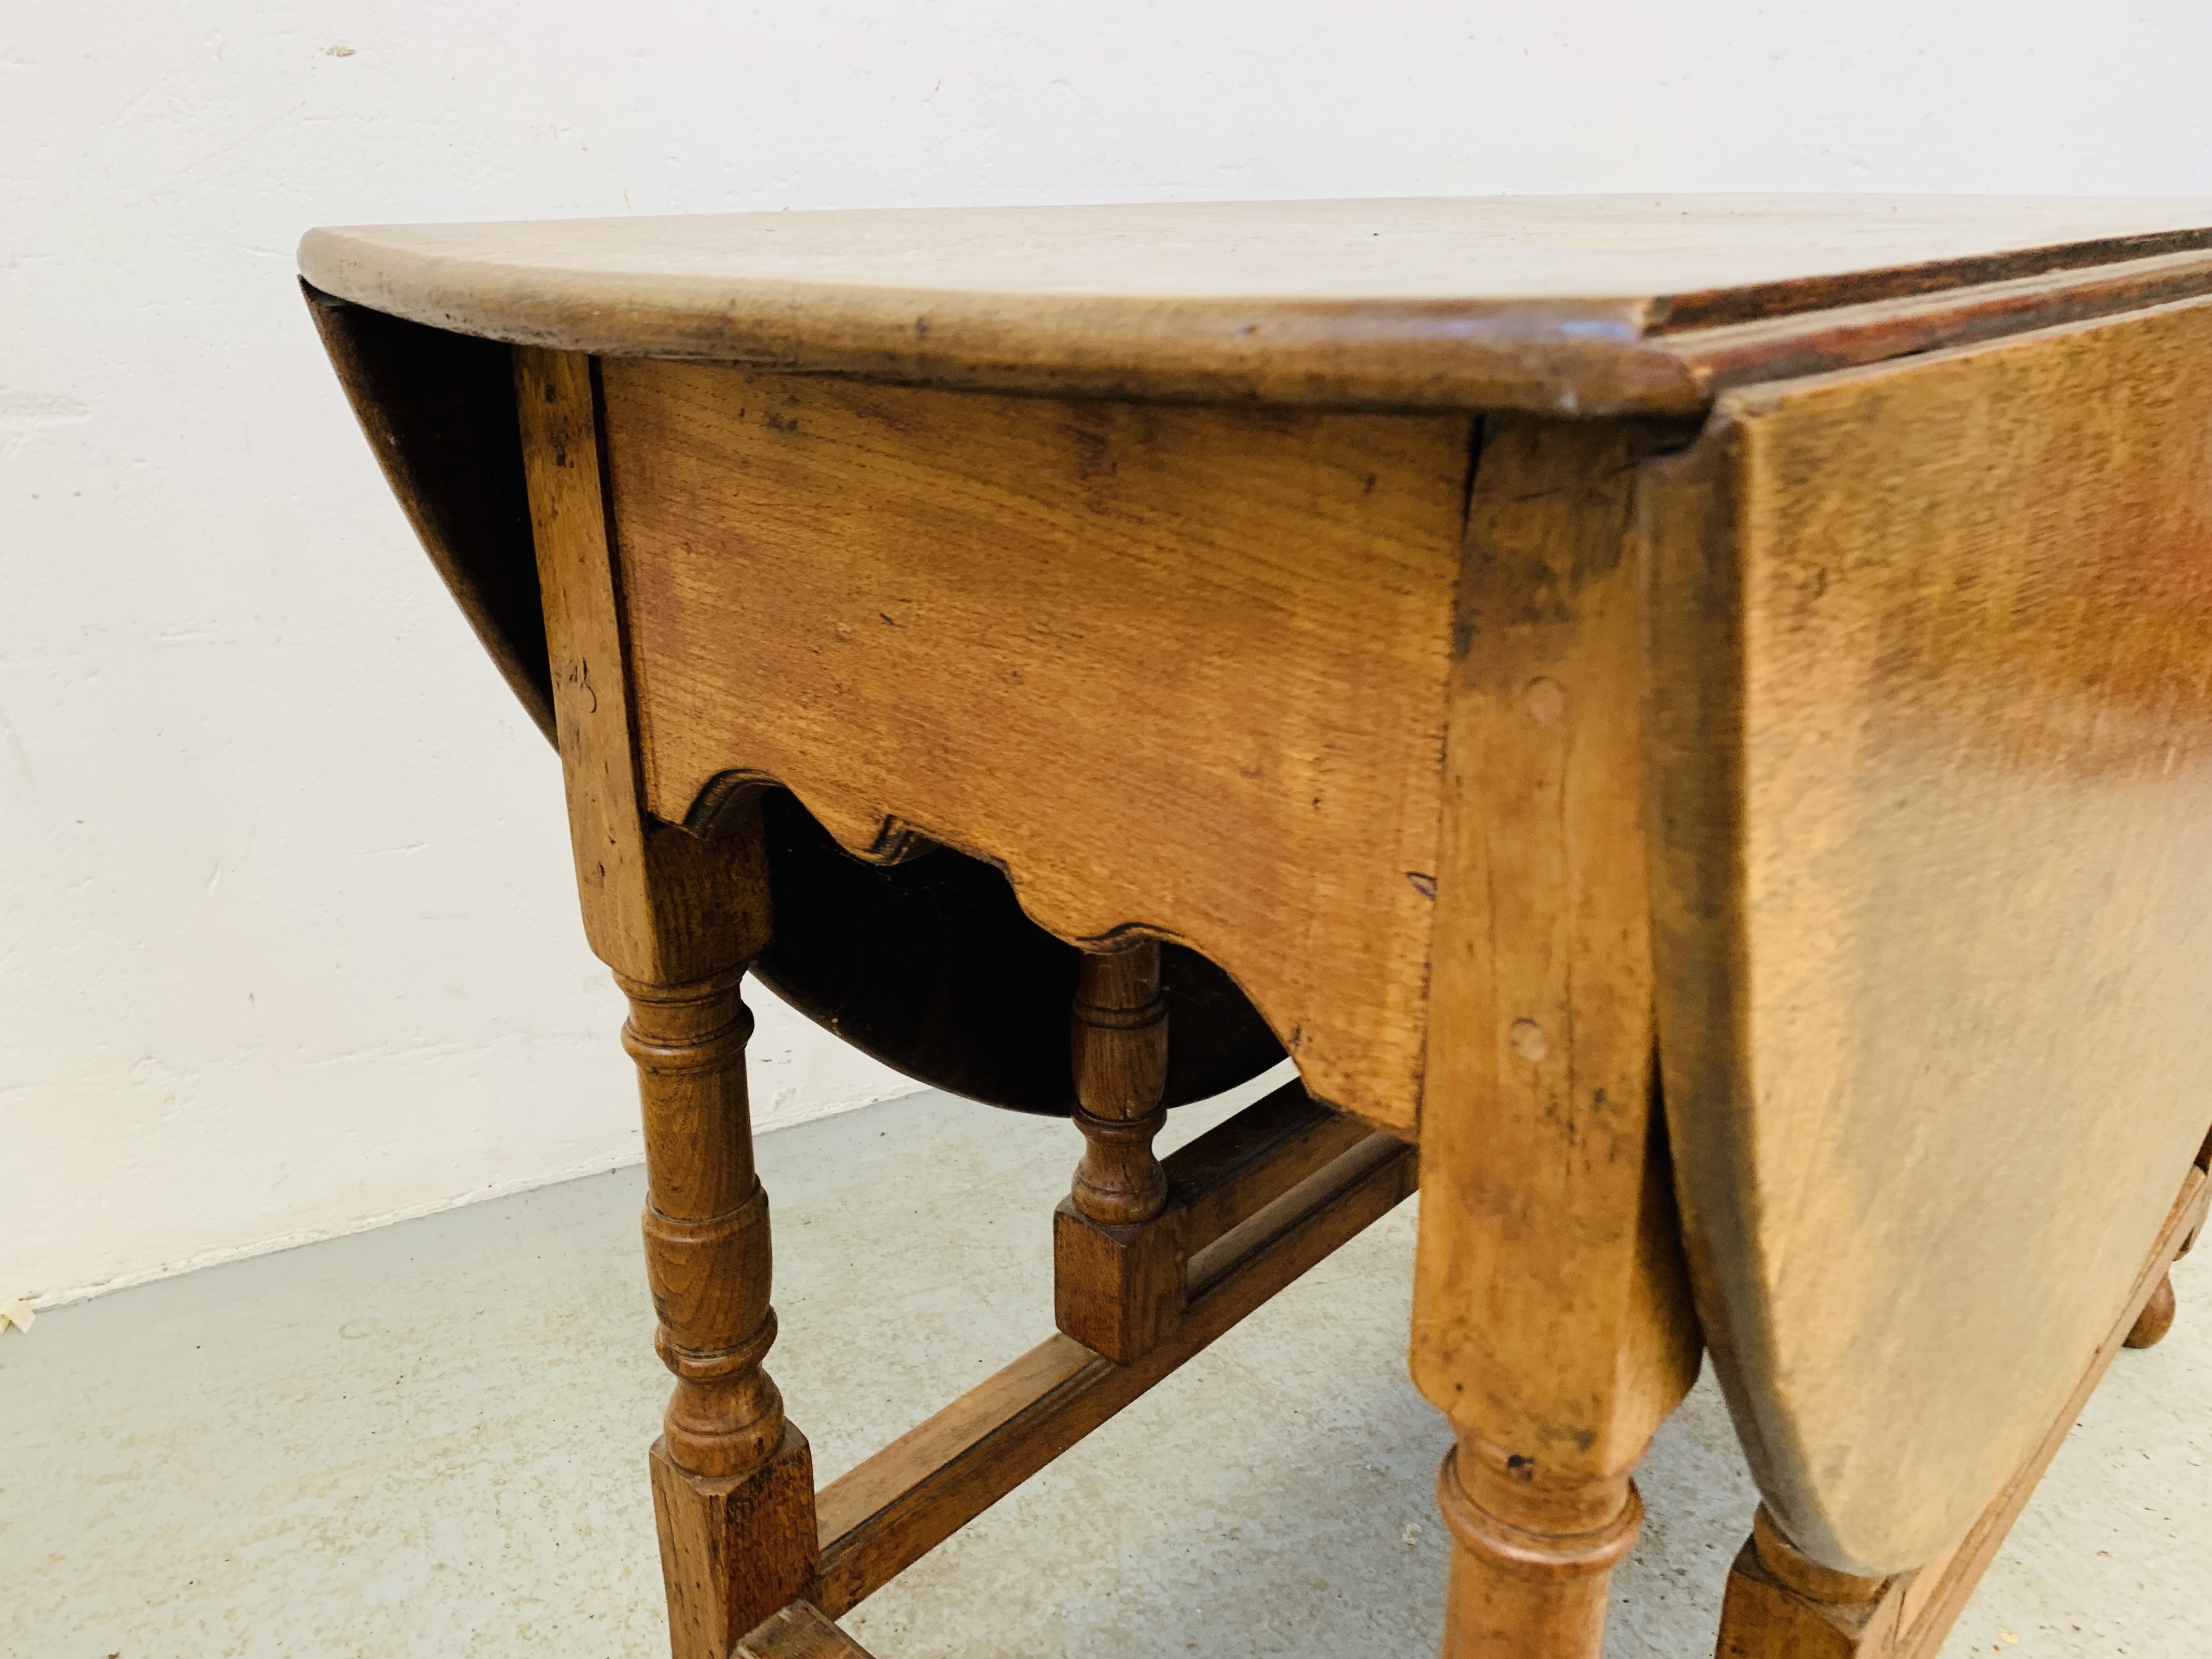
[2,1082,2205,1658]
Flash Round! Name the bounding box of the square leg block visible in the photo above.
[651,1423,820,1659]
[1053,1198,1183,1364]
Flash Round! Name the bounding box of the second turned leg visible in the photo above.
[1067,938,1170,1227]
[626,965,819,1659]
[1715,1507,1904,1659]
[1436,1438,1644,1657]
[2125,1271,2179,1348]
[1053,939,1180,1363]
[2137,1145,2209,1350]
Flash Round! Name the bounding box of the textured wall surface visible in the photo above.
[7,0,2212,1306]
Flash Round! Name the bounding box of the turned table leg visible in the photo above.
[627,965,819,1659]
[2125,1271,2178,1348]
[2126,1178,2190,1351]
[1068,939,1170,1228]
[1436,1440,1643,1657]
[1716,1506,1905,1659]
[2143,1142,2211,1350]
[1054,939,1179,1364]
[515,343,819,1658]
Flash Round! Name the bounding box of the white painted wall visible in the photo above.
[7,1,2211,1308]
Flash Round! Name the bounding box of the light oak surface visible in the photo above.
[300,196,2212,415]
[602,359,1471,1134]
[1411,417,1703,1652]
[1645,294,2212,1576]
[1414,415,1701,1474]
[1716,1161,2209,1658]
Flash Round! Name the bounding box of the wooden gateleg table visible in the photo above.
[302,196,2212,1658]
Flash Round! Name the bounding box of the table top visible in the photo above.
[301,195,2212,414]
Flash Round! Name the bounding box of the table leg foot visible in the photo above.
[653,1427,821,1659]
[2124,1270,2177,1349]
[1435,1438,1643,1659]
[735,1599,880,1658]
[1056,941,1179,1363]
[1716,1506,1907,1659]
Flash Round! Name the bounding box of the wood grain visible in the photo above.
[304,235,2212,752]
[1886,1165,2210,1658]
[601,360,1473,1133]
[301,197,2212,416]
[514,346,767,985]
[1716,1519,1903,1659]
[1411,416,1703,1471]
[1067,941,1171,1224]
[1715,1163,2210,1658]
[301,318,1283,1113]
[652,1427,821,1659]
[1055,1076,1382,1362]
[1435,1447,1645,1659]
[1164,1079,1375,1254]
[1054,941,1179,1362]
[1644,294,2212,1576]
[1666,246,2212,402]
[1410,414,1703,1658]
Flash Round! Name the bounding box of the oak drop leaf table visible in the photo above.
[301,196,2212,1659]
